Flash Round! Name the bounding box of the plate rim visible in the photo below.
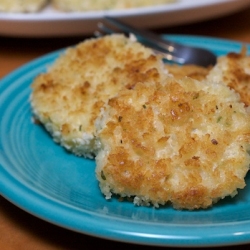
[0,0,250,37]
[0,0,238,21]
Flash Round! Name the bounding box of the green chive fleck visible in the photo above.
[217,116,222,122]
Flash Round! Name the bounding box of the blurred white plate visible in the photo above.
[0,0,249,37]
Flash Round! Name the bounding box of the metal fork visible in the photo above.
[96,16,217,67]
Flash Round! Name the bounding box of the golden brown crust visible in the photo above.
[96,77,250,210]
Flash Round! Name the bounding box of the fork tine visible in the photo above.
[94,30,102,37]
[97,22,118,36]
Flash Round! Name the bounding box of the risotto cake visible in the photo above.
[30,34,167,158]
[95,76,250,210]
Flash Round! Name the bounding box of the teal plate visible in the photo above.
[1,35,250,247]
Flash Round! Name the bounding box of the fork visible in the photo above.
[96,16,217,67]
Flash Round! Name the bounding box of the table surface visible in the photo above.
[1,5,250,250]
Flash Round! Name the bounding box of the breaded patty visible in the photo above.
[0,0,47,12]
[52,0,175,11]
[30,34,167,158]
[95,76,250,210]
[207,48,250,106]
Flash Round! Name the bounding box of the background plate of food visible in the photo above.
[0,0,250,37]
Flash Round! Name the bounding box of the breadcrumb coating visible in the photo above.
[30,34,167,158]
[95,76,250,210]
